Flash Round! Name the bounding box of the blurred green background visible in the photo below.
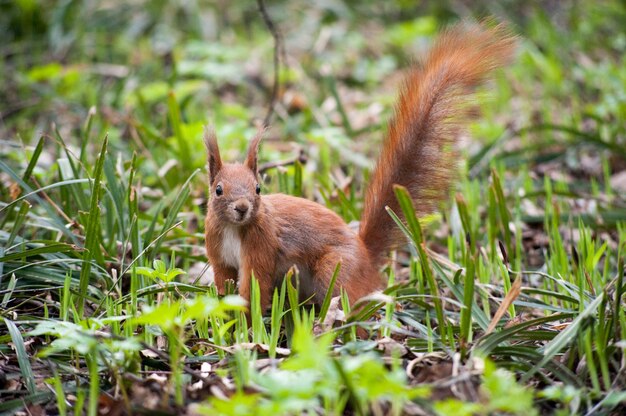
[2,0,624,188]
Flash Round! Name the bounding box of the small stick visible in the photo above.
[258,149,307,174]
[256,0,283,127]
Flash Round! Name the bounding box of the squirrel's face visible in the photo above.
[204,127,264,227]
[210,164,261,225]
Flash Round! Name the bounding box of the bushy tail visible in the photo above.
[359,21,516,265]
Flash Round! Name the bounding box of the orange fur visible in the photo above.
[204,22,516,312]
[360,22,516,265]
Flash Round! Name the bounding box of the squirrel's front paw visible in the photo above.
[215,278,237,296]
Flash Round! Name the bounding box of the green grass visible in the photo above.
[1,1,626,415]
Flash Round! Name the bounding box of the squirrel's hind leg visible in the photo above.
[313,253,382,306]
[311,253,350,304]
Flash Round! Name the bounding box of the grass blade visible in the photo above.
[167,91,191,167]
[318,261,341,323]
[521,292,605,383]
[392,185,446,341]
[150,169,199,258]
[3,318,36,394]
[78,135,108,315]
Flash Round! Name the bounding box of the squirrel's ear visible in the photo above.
[204,126,222,183]
[245,127,264,174]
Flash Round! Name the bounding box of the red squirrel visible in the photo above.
[204,22,516,312]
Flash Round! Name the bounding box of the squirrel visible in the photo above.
[204,22,516,313]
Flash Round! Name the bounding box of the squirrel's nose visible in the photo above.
[234,201,250,215]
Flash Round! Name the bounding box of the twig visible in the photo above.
[29,176,75,226]
[139,341,218,383]
[256,0,283,127]
[258,149,307,174]
[100,332,218,384]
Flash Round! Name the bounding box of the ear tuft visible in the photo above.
[204,126,222,183]
[245,127,265,174]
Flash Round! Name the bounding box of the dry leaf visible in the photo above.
[485,276,523,335]
[322,296,345,329]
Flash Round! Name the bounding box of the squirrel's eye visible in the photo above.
[255,184,261,195]
[215,185,223,196]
